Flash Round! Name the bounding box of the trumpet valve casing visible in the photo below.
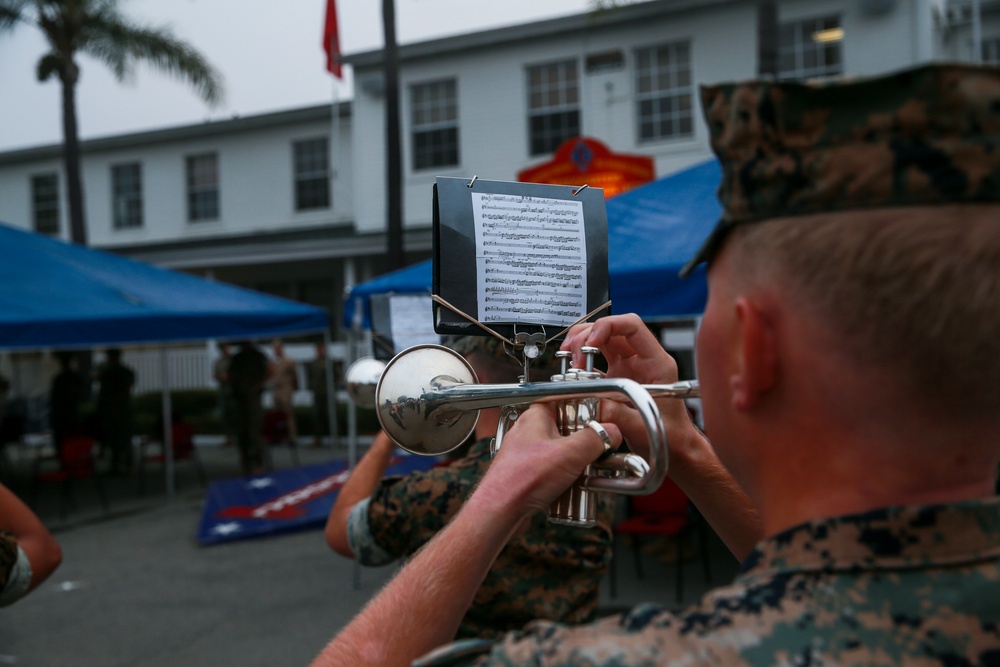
[548,362,604,528]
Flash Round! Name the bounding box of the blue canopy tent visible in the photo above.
[0,223,328,349]
[342,158,721,328]
[605,158,720,319]
[0,221,331,497]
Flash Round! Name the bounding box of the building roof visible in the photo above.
[341,0,739,68]
[0,102,350,164]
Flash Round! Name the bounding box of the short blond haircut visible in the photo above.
[726,204,1000,418]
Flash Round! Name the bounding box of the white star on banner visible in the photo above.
[211,522,243,536]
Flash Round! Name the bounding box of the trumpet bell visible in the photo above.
[375,344,480,455]
[345,357,388,408]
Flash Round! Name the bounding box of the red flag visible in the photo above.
[323,0,342,78]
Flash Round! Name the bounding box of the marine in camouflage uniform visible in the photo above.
[421,500,1000,665]
[348,436,615,640]
[410,63,1000,666]
[228,341,269,474]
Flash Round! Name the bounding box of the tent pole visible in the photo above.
[160,347,175,500]
[347,325,362,589]
[323,330,339,448]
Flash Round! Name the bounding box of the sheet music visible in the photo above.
[388,295,439,352]
[471,192,588,327]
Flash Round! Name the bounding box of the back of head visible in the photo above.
[732,207,1000,419]
[445,335,559,384]
[689,64,1000,422]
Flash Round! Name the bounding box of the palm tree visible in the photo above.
[0,0,224,245]
[382,0,403,271]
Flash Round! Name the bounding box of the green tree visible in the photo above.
[0,0,224,245]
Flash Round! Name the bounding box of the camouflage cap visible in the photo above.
[444,335,562,375]
[445,335,511,361]
[680,63,1000,277]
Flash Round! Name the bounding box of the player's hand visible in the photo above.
[477,403,621,518]
[561,314,701,462]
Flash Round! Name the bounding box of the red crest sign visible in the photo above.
[517,137,655,199]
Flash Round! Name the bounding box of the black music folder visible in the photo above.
[432,176,610,341]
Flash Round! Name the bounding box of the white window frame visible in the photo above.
[410,79,460,171]
[634,41,694,143]
[778,14,844,80]
[526,60,581,156]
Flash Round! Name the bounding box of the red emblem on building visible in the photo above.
[516,137,655,199]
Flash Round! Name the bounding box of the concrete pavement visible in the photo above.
[0,440,739,666]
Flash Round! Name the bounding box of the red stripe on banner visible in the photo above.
[217,468,352,520]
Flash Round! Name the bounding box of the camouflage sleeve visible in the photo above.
[365,464,474,560]
[0,533,32,607]
[345,498,395,566]
[416,606,678,666]
[0,531,16,590]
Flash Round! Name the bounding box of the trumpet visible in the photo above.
[345,344,699,527]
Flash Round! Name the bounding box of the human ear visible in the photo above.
[730,297,778,411]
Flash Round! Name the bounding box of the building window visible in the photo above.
[186,153,219,222]
[411,79,459,170]
[634,41,694,142]
[31,173,59,235]
[111,163,143,229]
[293,138,331,211]
[779,15,843,80]
[527,60,580,156]
[983,37,1000,64]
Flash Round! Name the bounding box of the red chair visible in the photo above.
[609,478,711,603]
[137,422,207,495]
[32,435,109,519]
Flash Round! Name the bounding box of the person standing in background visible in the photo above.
[49,351,85,458]
[228,341,269,475]
[268,340,298,446]
[96,348,136,475]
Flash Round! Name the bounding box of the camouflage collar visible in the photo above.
[737,497,1000,583]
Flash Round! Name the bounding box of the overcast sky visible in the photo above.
[0,0,598,152]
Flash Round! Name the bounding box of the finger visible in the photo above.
[560,418,622,465]
[586,314,666,362]
[585,419,614,456]
[596,399,650,456]
[560,322,595,354]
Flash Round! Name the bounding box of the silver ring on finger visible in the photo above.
[585,420,613,454]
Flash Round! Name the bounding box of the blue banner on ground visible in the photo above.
[196,453,437,546]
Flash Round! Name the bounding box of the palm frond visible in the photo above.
[0,0,31,31]
[81,13,224,106]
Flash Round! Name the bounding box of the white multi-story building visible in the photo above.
[0,0,997,346]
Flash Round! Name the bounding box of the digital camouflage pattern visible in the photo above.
[0,530,16,590]
[419,498,1000,666]
[444,334,564,378]
[348,437,615,640]
[682,63,1000,276]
